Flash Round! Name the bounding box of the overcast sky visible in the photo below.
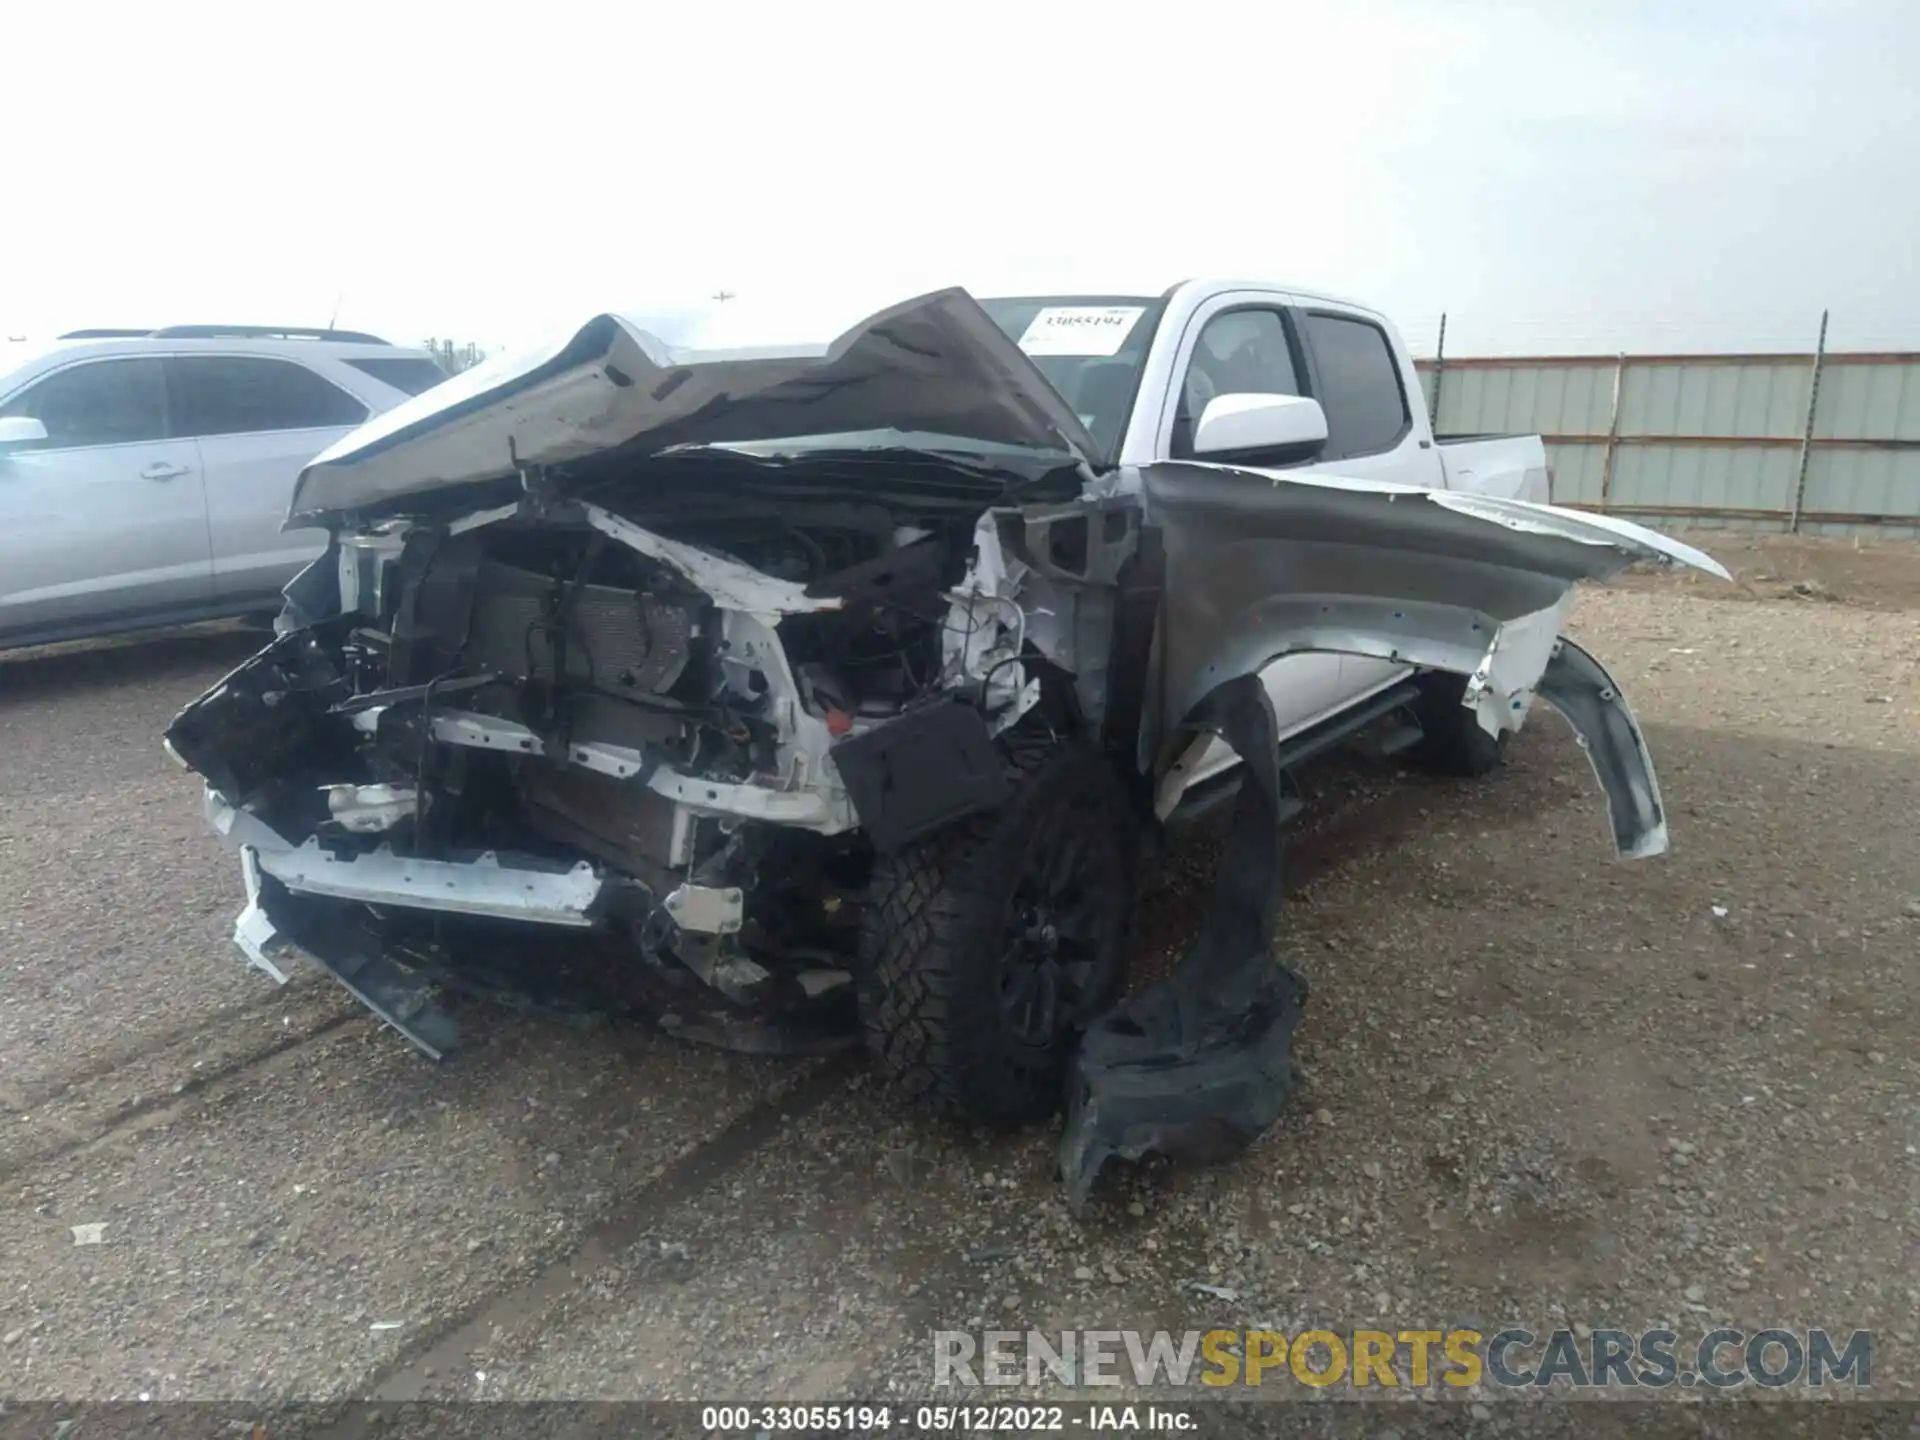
[5,0,1915,359]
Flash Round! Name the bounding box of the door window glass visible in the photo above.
[344,356,451,397]
[1301,312,1410,458]
[1173,309,1302,457]
[0,359,169,449]
[167,356,368,436]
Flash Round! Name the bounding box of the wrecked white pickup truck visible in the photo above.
[164,280,1726,1209]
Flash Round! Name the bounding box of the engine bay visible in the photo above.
[164,448,1084,1051]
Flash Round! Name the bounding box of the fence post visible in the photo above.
[1788,309,1830,534]
[1597,353,1625,512]
[1427,313,1447,429]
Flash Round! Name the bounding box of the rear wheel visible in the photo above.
[1412,672,1507,777]
[857,739,1136,1127]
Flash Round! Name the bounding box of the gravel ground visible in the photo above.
[2,536,1916,1423]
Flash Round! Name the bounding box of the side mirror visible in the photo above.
[1192,394,1327,464]
[0,416,49,452]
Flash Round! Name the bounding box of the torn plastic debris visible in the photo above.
[245,865,463,1060]
[1059,673,1307,1214]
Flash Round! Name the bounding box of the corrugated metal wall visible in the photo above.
[1416,351,1920,537]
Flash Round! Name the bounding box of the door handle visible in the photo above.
[141,462,189,481]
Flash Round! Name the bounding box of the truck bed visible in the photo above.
[1435,433,1550,504]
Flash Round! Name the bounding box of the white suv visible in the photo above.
[0,326,449,650]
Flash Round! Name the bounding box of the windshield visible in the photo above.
[978,295,1162,460]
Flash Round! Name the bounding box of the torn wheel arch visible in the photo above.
[1137,459,1729,859]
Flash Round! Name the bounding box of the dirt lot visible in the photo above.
[2,534,1917,1424]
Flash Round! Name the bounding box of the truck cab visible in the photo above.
[976,282,1550,776]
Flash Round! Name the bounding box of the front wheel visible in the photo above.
[857,740,1136,1127]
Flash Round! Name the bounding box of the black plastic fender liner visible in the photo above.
[1059,671,1308,1214]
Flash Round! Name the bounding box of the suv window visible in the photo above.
[0,358,169,449]
[1301,312,1409,458]
[167,356,368,437]
[344,356,450,397]
[1172,308,1302,458]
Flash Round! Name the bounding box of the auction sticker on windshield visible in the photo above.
[1017,306,1146,357]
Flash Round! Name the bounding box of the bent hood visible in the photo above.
[287,288,1103,524]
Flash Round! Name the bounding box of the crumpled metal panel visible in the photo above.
[1136,462,1727,858]
[1059,465,1727,1209]
[286,289,1103,524]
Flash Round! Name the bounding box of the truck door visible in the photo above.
[1162,303,1347,736]
[1289,306,1434,696]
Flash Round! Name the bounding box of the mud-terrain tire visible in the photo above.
[1412,671,1507,777]
[858,737,1136,1127]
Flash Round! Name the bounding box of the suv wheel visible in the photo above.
[1412,671,1507,777]
[858,738,1136,1127]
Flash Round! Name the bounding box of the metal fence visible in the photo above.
[1415,325,1920,538]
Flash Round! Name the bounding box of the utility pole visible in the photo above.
[1788,309,1830,534]
[1427,313,1448,429]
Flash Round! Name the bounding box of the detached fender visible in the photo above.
[1137,461,1728,859]
[1060,466,1724,1211]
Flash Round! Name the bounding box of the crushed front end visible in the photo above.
[166,451,1084,1056]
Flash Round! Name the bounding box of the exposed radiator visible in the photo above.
[466,558,696,697]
